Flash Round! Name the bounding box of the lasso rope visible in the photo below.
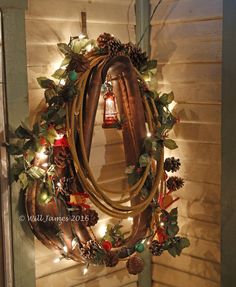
[66,55,164,218]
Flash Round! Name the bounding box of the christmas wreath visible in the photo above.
[8,33,189,274]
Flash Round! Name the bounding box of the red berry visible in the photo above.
[102,240,112,251]
[39,137,47,145]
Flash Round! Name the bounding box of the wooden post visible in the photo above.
[135,0,150,56]
[222,0,236,286]
[135,1,152,286]
[0,0,36,286]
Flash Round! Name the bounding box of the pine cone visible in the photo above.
[108,39,124,57]
[124,42,148,70]
[97,33,114,49]
[126,255,144,275]
[84,209,99,227]
[66,54,90,73]
[149,240,164,256]
[81,240,100,260]
[167,176,184,191]
[164,157,181,173]
[104,251,119,267]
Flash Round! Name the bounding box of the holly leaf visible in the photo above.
[44,88,57,104]
[179,237,190,249]
[164,139,178,150]
[159,92,174,106]
[61,55,72,66]
[139,153,150,167]
[46,127,58,144]
[147,59,157,70]
[27,166,46,179]
[168,247,178,257]
[7,144,23,155]
[51,68,67,79]
[15,125,32,139]
[128,172,140,185]
[153,147,162,161]
[23,139,36,152]
[57,43,72,55]
[18,172,28,190]
[167,225,179,237]
[37,77,55,89]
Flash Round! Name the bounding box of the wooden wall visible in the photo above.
[26,0,138,286]
[150,0,222,286]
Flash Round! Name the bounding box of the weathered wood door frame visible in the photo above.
[0,1,35,287]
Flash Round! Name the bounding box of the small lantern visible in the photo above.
[102,83,119,129]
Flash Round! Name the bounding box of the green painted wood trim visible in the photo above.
[222,0,236,286]
[135,1,152,286]
[1,7,35,287]
[135,0,150,56]
[138,249,152,287]
[0,0,27,9]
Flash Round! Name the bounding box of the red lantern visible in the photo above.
[102,88,119,129]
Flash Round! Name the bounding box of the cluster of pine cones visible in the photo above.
[164,157,184,191]
[97,33,148,70]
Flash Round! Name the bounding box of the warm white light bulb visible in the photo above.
[42,163,49,168]
[79,34,86,40]
[128,217,133,222]
[37,149,48,161]
[168,100,177,112]
[60,79,66,86]
[147,132,152,138]
[53,257,61,263]
[72,238,78,250]
[83,267,88,275]
[86,44,92,52]
[160,222,165,227]
[98,224,107,237]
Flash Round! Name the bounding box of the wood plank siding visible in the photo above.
[150,0,222,286]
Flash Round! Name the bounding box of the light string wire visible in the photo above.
[137,0,163,47]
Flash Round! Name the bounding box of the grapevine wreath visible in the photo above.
[9,33,189,274]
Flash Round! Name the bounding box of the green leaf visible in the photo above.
[159,92,174,106]
[71,39,96,54]
[23,139,36,152]
[37,77,55,89]
[128,172,140,185]
[61,55,72,66]
[7,144,23,155]
[51,68,67,79]
[147,59,157,70]
[167,225,179,237]
[46,127,58,144]
[164,139,178,150]
[179,237,190,249]
[18,172,28,190]
[170,207,178,217]
[57,43,72,55]
[44,88,57,104]
[27,166,46,179]
[153,148,162,161]
[32,122,40,135]
[15,125,32,139]
[139,153,150,167]
[168,247,178,257]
